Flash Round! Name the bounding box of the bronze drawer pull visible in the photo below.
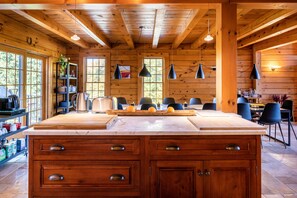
[165,145,180,151]
[110,145,125,151]
[49,144,65,151]
[48,174,64,181]
[109,174,125,181]
[225,144,241,151]
[204,170,211,176]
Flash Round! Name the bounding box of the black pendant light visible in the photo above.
[250,64,261,80]
[114,64,122,79]
[195,63,205,79]
[138,26,151,77]
[168,64,177,79]
[139,63,151,77]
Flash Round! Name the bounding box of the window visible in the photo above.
[85,58,106,100]
[143,58,163,104]
[26,57,43,125]
[0,51,22,99]
[0,48,44,126]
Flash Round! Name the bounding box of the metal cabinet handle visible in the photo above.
[109,174,125,181]
[49,144,65,151]
[198,170,204,176]
[204,170,211,176]
[165,145,180,151]
[48,174,64,181]
[110,145,125,151]
[225,144,240,151]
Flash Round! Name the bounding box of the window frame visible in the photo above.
[82,53,111,97]
[137,53,169,104]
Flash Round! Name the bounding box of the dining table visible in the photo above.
[250,106,292,146]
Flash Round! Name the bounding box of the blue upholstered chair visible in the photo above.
[237,103,252,121]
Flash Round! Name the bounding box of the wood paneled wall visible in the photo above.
[66,45,254,106]
[260,43,297,120]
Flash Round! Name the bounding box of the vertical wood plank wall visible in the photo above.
[260,43,297,119]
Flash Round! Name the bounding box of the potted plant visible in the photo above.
[57,54,68,77]
[272,94,288,105]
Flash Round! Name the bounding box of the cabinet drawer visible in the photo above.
[33,161,140,196]
[33,138,141,160]
[149,136,256,157]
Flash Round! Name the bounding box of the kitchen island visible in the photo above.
[24,111,266,198]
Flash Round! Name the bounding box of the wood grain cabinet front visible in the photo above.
[33,161,140,197]
[149,136,256,158]
[32,137,141,160]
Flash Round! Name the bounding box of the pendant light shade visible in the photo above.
[250,64,261,80]
[168,64,177,80]
[195,64,205,79]
[139,63,151,77]
[204,17,213,42]
[114,64,122,79]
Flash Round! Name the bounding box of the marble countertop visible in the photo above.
[24,111,267,136]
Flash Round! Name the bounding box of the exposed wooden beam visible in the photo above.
[253,28,297,51]
[152,9,166,49]
[64,10,111,48]
[191,25,215,49]
[111,9,134,49]
[12,10,89,48]
[237,9,297,40]
[236,8,252,20]
[238,14,297,48]
[172,9,208,49]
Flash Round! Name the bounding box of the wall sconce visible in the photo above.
[271,65,281,71]
[211,66,216,71]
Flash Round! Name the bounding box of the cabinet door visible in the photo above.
[151,161,203,198]
[204,160,257,198]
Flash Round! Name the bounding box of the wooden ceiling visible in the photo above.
[0,1,297,50]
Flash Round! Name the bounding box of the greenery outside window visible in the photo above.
[143,58,163,104]
[85,58,106,100]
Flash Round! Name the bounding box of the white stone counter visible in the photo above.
[24,111,267,136]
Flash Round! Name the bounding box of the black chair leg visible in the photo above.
[277,122,286,149]
[268,125,271,141]
[274,123,277,140]
[290,122,297,140]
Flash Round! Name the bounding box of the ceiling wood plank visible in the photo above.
[238,14,297,48]
[64,10,111,48]
[191,24,215,49]
[236,8,252,20]
[152,9,166,49]
[12,10,89,48]
[253,28,297,51]
[237,9,297,40]
[172,9,208,49]
[111,9,134,49]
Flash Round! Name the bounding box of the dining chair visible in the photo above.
[141,103,157,110]
[118,103,123,110]
[237,97,248,103]
[202,103,216,110]
[167,103,183,110]
[163,97,175,104]
[189,98,202,105]
[281,100,297,139]
[139,97,152,104]
[258,103,286,148]
[237,103,252,121]
[117,97,127,104]
[212,98,216,103]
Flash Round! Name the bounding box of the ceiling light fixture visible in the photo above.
[138,26,151,77]
[71,0,80,41]
[196,48,205,79]
[250,64,261,80]
[204,10,213,42]
[168,48,177,80]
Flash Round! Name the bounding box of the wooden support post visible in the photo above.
[216,3,237,113]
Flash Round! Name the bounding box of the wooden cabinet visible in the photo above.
[28,135,261,198]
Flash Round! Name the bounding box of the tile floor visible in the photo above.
[0,122,296,198]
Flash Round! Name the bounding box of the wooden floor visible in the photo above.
[0,123,297,198]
